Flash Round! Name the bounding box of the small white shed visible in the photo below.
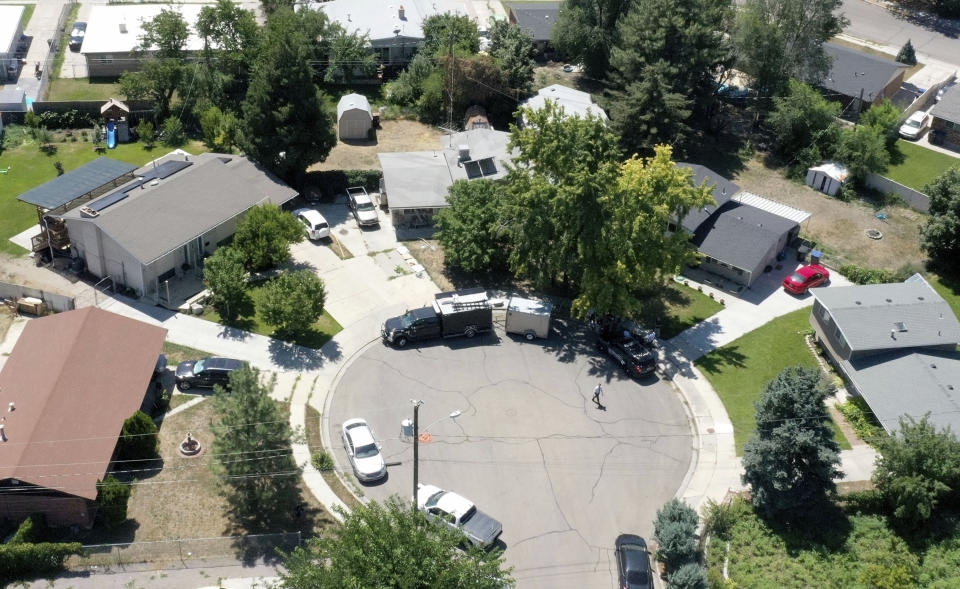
[336,93,373,140]
[806,162,849,197]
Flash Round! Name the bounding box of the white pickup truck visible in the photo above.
[416,484,503,548]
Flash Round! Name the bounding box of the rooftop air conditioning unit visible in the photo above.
[458,145,470,161]
[80,206,99,218]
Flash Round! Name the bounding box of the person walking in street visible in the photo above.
[592,383,605,410]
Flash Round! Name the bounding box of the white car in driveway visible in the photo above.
[416,483,503,548]
[899,110,929,140]
[347,186,379,227]
[341,418,386,482]
[293,208,330,240]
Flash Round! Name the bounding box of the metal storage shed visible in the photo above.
[806,162,848,197]
[337,93,373,140]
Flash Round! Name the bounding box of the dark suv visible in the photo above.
[175,357,245,390]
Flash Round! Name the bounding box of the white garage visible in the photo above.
[337,93,373,140]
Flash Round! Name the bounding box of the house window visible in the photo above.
[820,306,832,324]
[946,120,960,131]
[100,55,113,64]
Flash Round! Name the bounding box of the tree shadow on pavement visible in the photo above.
[269,338,331,370]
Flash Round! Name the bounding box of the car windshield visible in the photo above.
[401,312,416,328]
[425,490,445,508]
[906,119,922,128]
[460,505,477,523]
[194,359,206,372]
[789,272,806,283]
[354,443,379,459]
[356,200,375,212]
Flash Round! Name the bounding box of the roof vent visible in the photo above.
[458,144,470,161]
[7,402,13,412]
[918,296,925,300]
[79,206,99,218]
[399,5,406,19]
[949,385,955,390]
[119,20,127,34]
[855,300,862,305]
[890,329,896,339]
[895,321,907,332]
[931,363,938,369]
[885,298,893,303]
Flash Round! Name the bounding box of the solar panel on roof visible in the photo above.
[88,190,130,212]
[141,159,192,181]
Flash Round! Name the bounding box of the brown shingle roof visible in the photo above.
[0,308,166,500]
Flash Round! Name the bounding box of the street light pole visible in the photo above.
[411,399,423,511]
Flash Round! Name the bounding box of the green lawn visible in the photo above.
[21,4,35,28]
[0,132,207,254]
[660,282,725,340]
[707,497,960,589]
[199,280,343,349]
[47,78,124,101]
[885,140,960,192]
[161,341,215,365]
[928,273,960,321]
[694,308,851,454]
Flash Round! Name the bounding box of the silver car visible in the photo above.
[341,418,386,482]
[347,186,379,227]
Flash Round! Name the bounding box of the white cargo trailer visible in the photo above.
[505,297,553,340]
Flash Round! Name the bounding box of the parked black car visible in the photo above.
[615,534,653,589]
[175,357,245,390]
[69,22,86,51]
[597,329,656,378]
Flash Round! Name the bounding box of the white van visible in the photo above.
[294,208,330,240]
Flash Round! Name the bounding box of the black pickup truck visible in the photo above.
[597,328,657,378]
[382,288,493,347]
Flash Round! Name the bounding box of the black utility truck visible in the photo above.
[381,288,493,347]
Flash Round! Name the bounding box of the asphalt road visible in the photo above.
[842,0,960,63]
[328,320,693,589]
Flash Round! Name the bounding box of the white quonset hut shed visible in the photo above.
[337,93,373,140]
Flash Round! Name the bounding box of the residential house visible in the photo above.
[520,84,607,122]
[378,128,513,226]
[0,307,166,528]
[678,164,809,287]
[1,5,24,82]
[810,275,960,434]
[822,42,907,112]
[81,4,212,77]
[505,2,560,54]
[56,152,297,304]
[930,84,960,148]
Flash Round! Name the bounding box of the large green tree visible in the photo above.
[324,24,378,83]
[507,104,711,318]
[210,366,301,532]
[488,19,536,92]
[860,99,902,152]
[732,0,847,99]
[768,79,840,157]
[240,8,337,182]
[280,497,513,588]
[203,246,249,321]
[552,0,632,78]
[872,416,960,531]
[233,203,305,271]
[421,13,480,56]
[608,0,732,156]
[435,179,510,273]
[195,0,260,110]
[921,167,960,269]
[834,125,889,185]
[119,7,189,119]
[258,270,327,336]
[741,366,842,519]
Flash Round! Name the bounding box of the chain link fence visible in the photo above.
[67,532,301,574]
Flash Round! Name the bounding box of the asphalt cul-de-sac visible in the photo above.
[328,321,693,589]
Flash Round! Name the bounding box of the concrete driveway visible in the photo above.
[326,322,693,589]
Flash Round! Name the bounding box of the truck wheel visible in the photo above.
[395,336,409,348]
[465,327,477,338]
[178,380,191,391]
[524,331,535,341]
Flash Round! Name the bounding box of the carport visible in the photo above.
[337,93,373,140]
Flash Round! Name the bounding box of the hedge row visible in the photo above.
[839,264,914,285]
[303,169,382,199]
[0,542,83,583]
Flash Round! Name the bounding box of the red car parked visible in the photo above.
[782,264,830,294]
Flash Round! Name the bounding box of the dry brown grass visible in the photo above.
[304,405,362,511]
[401,239,454,291]
[732,157,927,270]
[0,311,13,344]
[309,120,445,172]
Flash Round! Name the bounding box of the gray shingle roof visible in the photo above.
[841,349,960,434]
[506,2,560,41]
[822,42,906,101]
[691,201,798,271]
[931,84,960,125]
[17,157,137,210]
[813,279,960,352]
[62,153,297,264]
[676,163,740,232]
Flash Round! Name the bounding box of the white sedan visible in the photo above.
[341,418,386,482]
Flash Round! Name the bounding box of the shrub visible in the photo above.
[258,270,327,335]
[233,203,305,271]
[36,109,95,129]
[161,117,186,147]
[0,542,83,584]
[24,111,40,128]
[117,410,159,460]
[836,397,883,443]
[654,499,700,572]
[838,264,904,285]
[896,40,917,65]
[668,562,709,589]
[9,514,47,545]
[312,450,335,471]
[136,119,155,145]
[701,497,749,541]
[96,475,132,528]
[302,169,383,200]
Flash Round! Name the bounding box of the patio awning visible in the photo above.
[17,157,138,210]
[733,191,811,224]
